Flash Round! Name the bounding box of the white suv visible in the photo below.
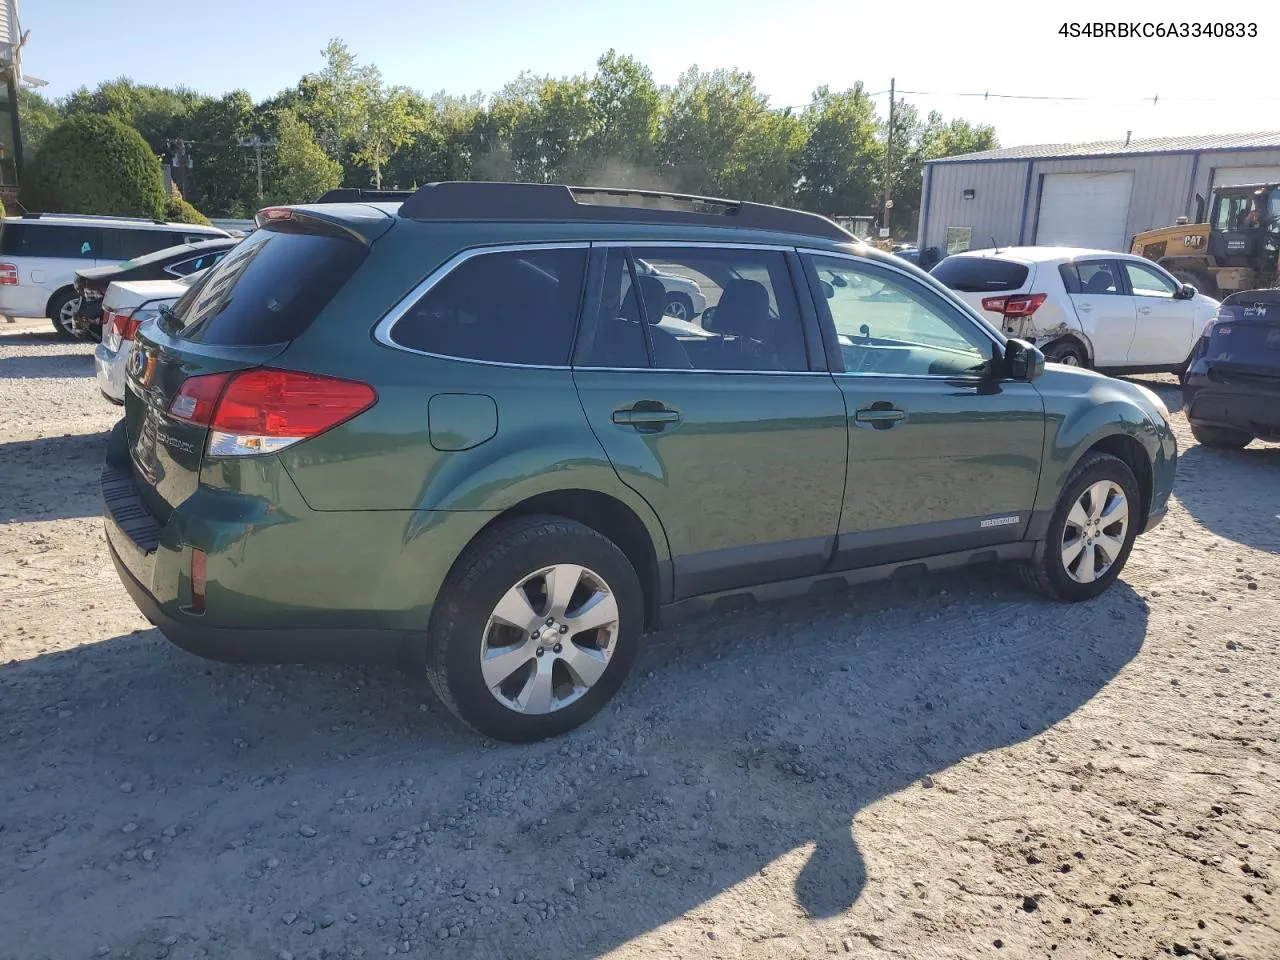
[0,213,229,338]
[931,246,1220,373]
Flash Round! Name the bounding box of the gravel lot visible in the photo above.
[1,317,1277,960]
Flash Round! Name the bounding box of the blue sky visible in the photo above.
[19,0,1275,148]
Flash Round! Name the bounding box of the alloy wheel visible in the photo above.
[1061,480,1129,583]
[479,564,619,715]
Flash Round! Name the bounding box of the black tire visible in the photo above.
[1172,270,1217,300]
[1044,340,1087,367]
[47,287,81,341]
[665,292,695,321]
[1190,423,1251,449]
[1018,451,1141,602]
[420,514,644,742]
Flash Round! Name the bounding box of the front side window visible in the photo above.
[809,255,991,378]
[581,246,807,373]
[1061,260,1122,296]
[1122,261,1178,298]
[390,247,588,366]
[1213,194,1252,232]
[167,253,225,277]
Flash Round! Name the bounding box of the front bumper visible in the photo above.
[1183,373,1280,440]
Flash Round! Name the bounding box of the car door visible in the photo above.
[1060,259,1135,367]
[572,244,847,600]
[801,252,1046,567]
[1120,258,1196,367]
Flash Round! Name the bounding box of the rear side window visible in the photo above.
[102,229,182,261]
[1060,260,1121,295]
[0,223,102,258]
[930,256,1029,292]
[390,247,588,365]
[170,219,367,346]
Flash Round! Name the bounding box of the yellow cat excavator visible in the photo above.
[1132,182,1280,297]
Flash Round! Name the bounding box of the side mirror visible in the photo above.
[831,274,848,288]
[820,280,835,300]
[1003,338,1045,382]
[1175,283,1197,300]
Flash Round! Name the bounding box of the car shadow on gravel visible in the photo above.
[0,569,1149,958]
[0,349,96,380]
[1175,441,1280,552]
[0,430,112,522]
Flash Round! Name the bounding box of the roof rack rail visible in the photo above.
[396,182,852,241]
[315,188,416,204]
[20,211,171,225]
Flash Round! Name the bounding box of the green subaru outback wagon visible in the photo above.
[102,182,1177,741]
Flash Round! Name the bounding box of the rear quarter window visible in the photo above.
[930,256,1029,292]
[389,247,588,365]
[169,219,368,346]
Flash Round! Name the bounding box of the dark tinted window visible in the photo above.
[930,256,1029,292]
[101,228,186,261]
[171,220,367,346]
[0,223,102,258]
[578,248,650,368]
[1060,260,1121,296]
[392,248,588,365]
[167,252,225,276]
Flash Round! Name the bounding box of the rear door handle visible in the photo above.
[854,407,907,429]
[1076,303,1093,312]
[1137,306,1153,315]
[612,403,681,432]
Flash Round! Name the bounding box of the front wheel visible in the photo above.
[1019,451,1141,602]
[1191,423,1251,449]
[421,515,644,742]
[48,288,83,341]
[665,293,694,321]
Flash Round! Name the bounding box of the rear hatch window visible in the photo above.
[166,218,367,345]
[1205,300,1280,382]
[931,256,1030,292]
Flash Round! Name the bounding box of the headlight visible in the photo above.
[1132,383,1171,426]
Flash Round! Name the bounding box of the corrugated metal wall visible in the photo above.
[919,147,1280,254]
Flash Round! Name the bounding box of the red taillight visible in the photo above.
[190,548,207,614]
[982,293,1047,318]
[168,369,376,456]
[0,263,17,286]
[106,309,141,342]
[257,207,293,222]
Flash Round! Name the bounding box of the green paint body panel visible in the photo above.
[103,201,1178,664]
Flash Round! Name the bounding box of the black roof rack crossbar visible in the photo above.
[396,182,852,241]
[315,188,416,204]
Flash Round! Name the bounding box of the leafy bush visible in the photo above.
[21,115,165,219]
[165,182,212,225]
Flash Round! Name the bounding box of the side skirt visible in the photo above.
[656,541,1036,628]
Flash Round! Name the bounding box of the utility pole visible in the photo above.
[881,78,895,240]
[238,136,274,201]
[171,139,190,198]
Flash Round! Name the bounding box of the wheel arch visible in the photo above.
[1081,433,1153,526]
[470,489,668,629]
[1041,332,1094,366]
[45,283,78,318]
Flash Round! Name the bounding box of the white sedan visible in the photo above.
[94,275,197,403]
[931,246,1220,373]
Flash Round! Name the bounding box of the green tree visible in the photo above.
[61,78,206,155]
[17,89,61,165]
[264,109,342,205]
[22,114,166,218]
[579,51,660,185]
[185,91,255,217]
[165,182,212,225]
[352,85,423,188]
[795,85,882,218]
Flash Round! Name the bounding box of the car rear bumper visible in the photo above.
[100,420,495,665]
[1183,373,1280,440]
[94,341,127,404]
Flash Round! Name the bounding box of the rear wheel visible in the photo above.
[1044,340,1087,367]
[421,514,644,742]
[1019,451,1140,602]
[47,287,81,341]
[1190,423,1252,449]
[665,293,694,321]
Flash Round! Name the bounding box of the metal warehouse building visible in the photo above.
[916,131,1280,255]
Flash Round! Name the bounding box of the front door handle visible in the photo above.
[1137,306,1152,315]
[854,406,907,430]
[1077,303,1093,312]
[612,402,681,432]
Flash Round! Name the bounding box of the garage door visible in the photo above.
[1214,166,1280,188]
[1035,172,1134,251]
